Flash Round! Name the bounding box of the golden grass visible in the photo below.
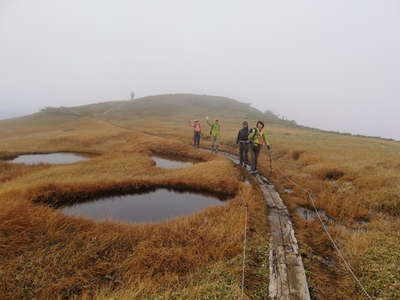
[1,106,400,299]
[0,119,269,300]
[130,117,400,299]
[252,128,400,300]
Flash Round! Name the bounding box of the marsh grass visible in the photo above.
[1,97,399,299]
[140,117,400,299]
[0,116,270,299]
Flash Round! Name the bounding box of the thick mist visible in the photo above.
[0,0,399,139]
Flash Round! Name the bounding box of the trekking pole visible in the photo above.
[268,148,273,175]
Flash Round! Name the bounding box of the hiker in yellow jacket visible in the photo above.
[205,116,221,153]
[248,121,271,173]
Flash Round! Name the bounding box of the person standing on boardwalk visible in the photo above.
[248,121,271,174]
[189,120,202,147]
[205,116,221,153]
[236,121,250,167]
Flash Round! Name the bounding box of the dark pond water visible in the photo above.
[152,155,194,168]
[9,153,88,165]
[61,188,226,223]
[296,206,335,223]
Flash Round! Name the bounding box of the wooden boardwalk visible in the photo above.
[219,151,311,300]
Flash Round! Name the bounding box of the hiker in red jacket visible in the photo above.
[189,120,202,147]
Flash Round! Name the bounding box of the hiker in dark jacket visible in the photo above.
[236,121,250,167]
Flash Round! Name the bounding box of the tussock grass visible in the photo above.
[120,115,399,300]
[258,130,400,299]
[146,113,400,299]
[1,96,399,299]
[0,161,48,183]
[0,117,269,299]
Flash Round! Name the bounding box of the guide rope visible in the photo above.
[273,162,373,300]
[241,204,248,300]
[76,120,371,299]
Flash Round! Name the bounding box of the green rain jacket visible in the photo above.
[248,128,271,146]
[206,120,221,137]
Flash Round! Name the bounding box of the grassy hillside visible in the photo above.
[0,94,399,299]
[39,94,267,121]
[0,94,290,143]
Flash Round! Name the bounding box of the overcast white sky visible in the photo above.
[1,0,399,139]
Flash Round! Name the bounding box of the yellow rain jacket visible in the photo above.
[248,128,271,146]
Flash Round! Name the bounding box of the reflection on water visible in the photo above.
[152,155,194,168]
[9,153,88,165]
[61,188,226,223]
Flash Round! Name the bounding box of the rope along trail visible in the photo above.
[75,117,318,299]
[241,205,248,300]
[211,149,311,300]
[77,111,372,299]
[273,161,373,300]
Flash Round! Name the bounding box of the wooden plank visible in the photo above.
[217,150,311,300]
[262,183,311,300]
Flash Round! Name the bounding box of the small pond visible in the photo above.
[61,188,226,223]
[152,155,194,168]
[297,206,335,223]
[8,153,88,165]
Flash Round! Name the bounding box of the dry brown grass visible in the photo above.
[1,104,400,299]
[137,117,400,299]
[257,129,400,300]
[0,118,269,300]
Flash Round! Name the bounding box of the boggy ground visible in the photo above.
[136,119,400,300]
[0,122,269,300]
[1,107,400,300]
[202,124,400,300]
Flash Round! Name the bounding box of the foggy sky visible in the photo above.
[1,0,399,140]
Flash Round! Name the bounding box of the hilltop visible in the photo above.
[3,94,396,142]
[0,94,294,133]
[39,94,280,121]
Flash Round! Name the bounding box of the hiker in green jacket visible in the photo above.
[248,121,271,174]
[206,116,221,153]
